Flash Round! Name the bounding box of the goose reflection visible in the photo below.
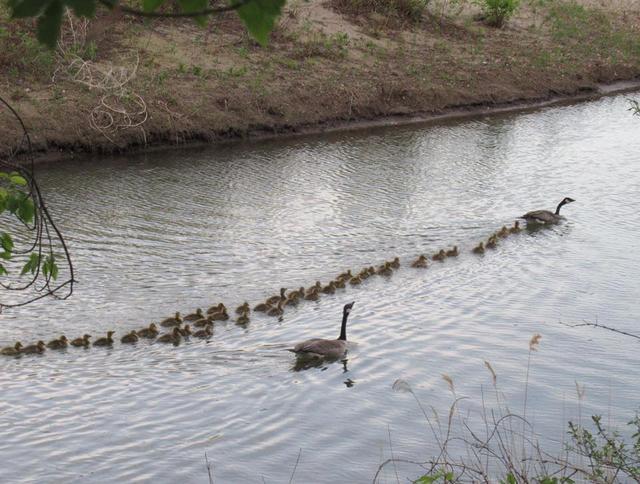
[291,355,350,373]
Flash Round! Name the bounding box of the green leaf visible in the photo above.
[142,0,164,12]
[9,174,27,186]
[18,197,35,224]
[236,0,285,46]
[0,171,9,179]
[1,233,14,252]
[21,253,40,275]
[8,0,50,18]
[0,263,7,276]
[37,0,63,49]
[65,0,97,17]
[178,0,208,26]
[0,251,11,260]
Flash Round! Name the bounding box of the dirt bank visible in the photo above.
[1,0,640,161]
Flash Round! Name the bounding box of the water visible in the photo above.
[1,93,639,483]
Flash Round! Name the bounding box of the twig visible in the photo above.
[288,448,302,484]
[0,95,75,309]
[559,320,640,341]
[205,452,214,484]
[387,424,400,484]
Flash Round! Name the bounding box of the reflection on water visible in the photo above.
[290,355,349,373]
[1,93,640,482]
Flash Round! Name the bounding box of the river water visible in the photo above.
[1,93,639,483]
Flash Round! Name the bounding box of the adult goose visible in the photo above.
[521,197,575,224]
[289,302,355,359]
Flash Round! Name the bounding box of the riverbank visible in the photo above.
[1,0,640,161]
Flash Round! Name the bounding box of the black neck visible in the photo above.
[555,200,566,215]
[338,311,349,341]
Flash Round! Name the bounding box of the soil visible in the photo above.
[1,0,639,161]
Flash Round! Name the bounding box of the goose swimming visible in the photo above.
[289,302,355,359]
[521,197,575,224]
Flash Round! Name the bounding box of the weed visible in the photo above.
[474,0,520,28]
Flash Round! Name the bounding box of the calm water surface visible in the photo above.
[1,93,639,482]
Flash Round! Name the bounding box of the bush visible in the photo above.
[475,0,519,27]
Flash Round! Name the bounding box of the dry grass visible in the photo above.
[377,334,640,483]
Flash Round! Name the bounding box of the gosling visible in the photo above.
[236,314,250,325]
[472,242,485,254]
[157,327,181,345]
[445,246,459,257]
[22,341,46,354]
[46,335,68,350]
[184,308,204,321]
[93,331,115,347]
[137,323,159,338]
[70,334,91,347]
[121,331,139,344]
[267,301,285,317]
[1,342,23,356]
[432,250,446,262]
[160,312,182,327]
[411,255,428,268]
[235,302,250,315]
[193,325,213,338]
[321,281,336,294]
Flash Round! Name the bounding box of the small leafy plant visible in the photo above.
[474,0,519,27]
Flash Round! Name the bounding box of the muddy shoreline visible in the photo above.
[22,78,640,165]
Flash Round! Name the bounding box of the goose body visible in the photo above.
[93,331,115,347]
[446,246,459,257]
[47,335,68,350]
[304,288,319,301]
[290,302,355,359]
[1,342,22,356]
[472,242,485,254]
[193,325,213,338]
[184,309,204,321]
[411,255,428,268]
[157,327,181,344]
[121,331,139,344]
[235,302,250,315]
[71,334,91,347]
[137,324,159,338]
[521,197,575,224]
[209,310,229,321]
[349,276,362,286]
[267,301,284,317]
[194,317,212,327]
[207,303,226,315]
[321,281,336,294]
[236,314,250,325]
[253,302,271,312]
[22,341,46,354]
[266,288,287,306]
[432,250,446,262]
[160,312,182,327]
